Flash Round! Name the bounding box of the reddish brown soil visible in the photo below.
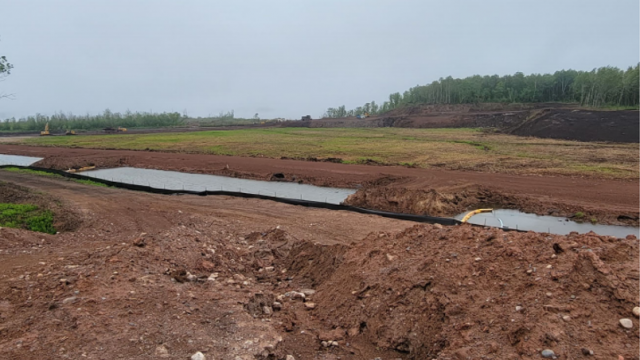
[0,172,638,359]
[0,144,638,226]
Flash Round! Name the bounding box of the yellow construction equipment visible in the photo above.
[117,127,127,132]
[40,123,50,136]
[65,130,76,135]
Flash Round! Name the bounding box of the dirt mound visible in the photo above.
[506,108,639,143]
[302,224,639,359]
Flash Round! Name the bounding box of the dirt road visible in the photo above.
[0,144,637,225]
[0,172,637,359]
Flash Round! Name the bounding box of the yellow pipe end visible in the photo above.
[460,208,493,223]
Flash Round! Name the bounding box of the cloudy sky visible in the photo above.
[0,0,638,119]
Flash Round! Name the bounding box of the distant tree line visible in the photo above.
[323,64,640,118]
[0,109,184,132]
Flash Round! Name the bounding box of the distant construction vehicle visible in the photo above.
[356,112,370,119]
[65,130,76,135]
[301,115,311,121]
[40,123,50,136]
[103,126,127,133]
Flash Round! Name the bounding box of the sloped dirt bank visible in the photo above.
[344,185,640,227]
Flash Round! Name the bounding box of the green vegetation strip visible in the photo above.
[20,127,639,179]
[3,167,109,187]
[0,203,56,234]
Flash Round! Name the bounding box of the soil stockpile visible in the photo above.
[0,173,637,359]
[289,104,639,143]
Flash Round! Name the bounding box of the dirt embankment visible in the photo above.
[0,173,637,359]
[290,103,639,143]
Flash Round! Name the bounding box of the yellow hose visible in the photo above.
[67,166,96,173]
[460,208,493,223]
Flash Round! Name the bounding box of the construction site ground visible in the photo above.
[0,169,638,360]
[0,144,637,226]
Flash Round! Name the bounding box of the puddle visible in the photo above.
[83,167,356,204]
[0,154,43,166]
[455,209,638,238]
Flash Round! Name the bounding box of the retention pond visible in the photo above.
[83,167,356,204]
[455,209,638,238]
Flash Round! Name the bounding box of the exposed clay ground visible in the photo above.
[0,144,637,226]
[0,172,638,360]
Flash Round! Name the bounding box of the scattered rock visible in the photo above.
[386,253,396,261]
[330,341,338,347]
[300,289,316,297]
[581,348,594,356]
[562,315,571,322]
[633,307,640,317]
[262,306,273,316]
[541,349,555,358]
[191,352,205,360]
[207,274,217,282]
[434,223,443,229]
[264,266,274,272]
[321,341,329,348]
[62,296,77,304]
[285,356,295,360]
[132,236,146,247]
[304,302,316,309]
[474,257,481,261]
[200,260,215,272]
[515,306,523,312]
[155,345,170,358]
[186,272,197,282]
[619,318,633,329]
[272,302,282,311]
[233,274,246,281]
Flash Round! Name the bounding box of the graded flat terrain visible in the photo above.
[0,172,637,359]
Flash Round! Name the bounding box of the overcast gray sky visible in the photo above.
[0,0,638,119]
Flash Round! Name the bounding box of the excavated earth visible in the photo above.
[0,172,638,360]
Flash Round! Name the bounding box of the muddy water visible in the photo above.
[83,167,356,204]
[0,154,43,166]
[455,209,638,238]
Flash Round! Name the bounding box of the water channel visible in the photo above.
[455,209,638,238]
[83,167,356,204]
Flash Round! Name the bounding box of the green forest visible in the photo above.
[0,110,184,132]
[324,64,640,118]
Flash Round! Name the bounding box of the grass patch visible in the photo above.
[0,203,56,234]
[17,127,639,180]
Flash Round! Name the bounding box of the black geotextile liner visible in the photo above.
[0,165,462,226]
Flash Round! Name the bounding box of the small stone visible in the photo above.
[233,274,245,281]
[300,289,316,296]
[562,315,571,322]
[304,302,316,309]
[285,356,295,360]
[475,257,481,261]
[264,266,274,272]
[619,318,633,329]
[272,302,282,310]
[330,341,338,347]
[581,348,593,356]
[546,292,553,297]
[186,272,197,282]
[632,307,640,317]
[546,265,552,269]
[434,223,443,229]
[386,253,396,261]
[541,349,555,358]
[190,352,205,360]
[262,306,273,315]
[291,292,306,300]
[207,274,217,282]
[515,306,523,312]
[155,345,170,358]
[62,296,77,304]
[321,341,329,347]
